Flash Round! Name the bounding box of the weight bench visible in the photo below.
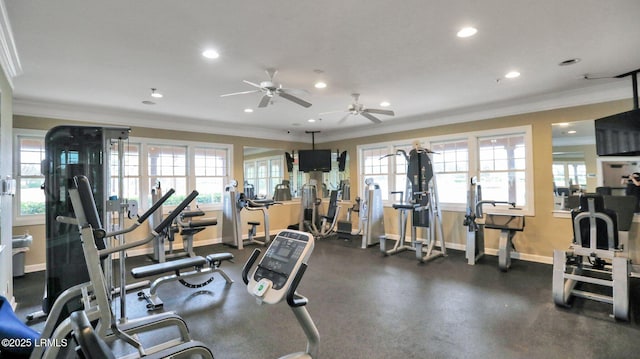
[132,252,234,310]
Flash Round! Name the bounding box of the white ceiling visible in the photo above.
[3,0,640,143]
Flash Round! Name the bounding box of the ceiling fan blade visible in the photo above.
[360,112,382,124]
[220,89,260,97]
[319,109,347,115]
[364,108,395,116]
[338,113,351,124]
[280,87,310,96]
[278,91,312,108]
[243,80,263,88]
[258,94,271,108]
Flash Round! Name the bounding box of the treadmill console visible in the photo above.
[247,230,314,304]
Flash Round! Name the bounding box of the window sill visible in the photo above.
[13,215,46,227]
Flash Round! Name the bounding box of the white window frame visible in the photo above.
[244,154,284,199]
[12,131,233,225]
[13,129,47,226]
[139,137,232,211]
[358,125,534,215]
[425,125,534,215]
[357,142,413,203]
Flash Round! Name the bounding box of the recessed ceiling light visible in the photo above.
[202,49,220,59]
[556,122,570,127]
[150,88,163,98]
[314,82,327,89]
[380,101,390,107]
[559,58,581,66]
[567,130,577,134]
[244,108,253,113]
[505,71,521,79]
[308,118,316,123]
[457,27,478,38]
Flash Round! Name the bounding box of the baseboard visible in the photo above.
[24,263,46,273]
[23,233,554,273]
[389,235,553,265]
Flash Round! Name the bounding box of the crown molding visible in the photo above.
[319,80,632,143]
[0,0,22,88]
[13,80,631,145]
[12,97,303,142]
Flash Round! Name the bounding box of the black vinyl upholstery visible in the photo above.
[571,194,618,250]
[70,311,116,359]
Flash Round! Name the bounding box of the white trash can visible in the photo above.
[12,234,33,277]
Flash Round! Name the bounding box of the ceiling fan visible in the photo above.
[220,68,312,108]
[322,93,395,124]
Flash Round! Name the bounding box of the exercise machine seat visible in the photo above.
[131,256,207,279]
[0,295,40,356]
[571,194,618,250]
[71,310,214,359]
[322,190,339,220]
[70,310,115,359]
[603,195,637,232]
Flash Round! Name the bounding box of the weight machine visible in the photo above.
[463,176,524,271]
[552,193,635,321]
[222,180,277,249]
[379,147,446,262]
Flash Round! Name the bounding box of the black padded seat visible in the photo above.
[131,256,207,278]
[206,253,234,265]
[603,195,637,232]
[185,218,218,227]
[484,214,525,232]
[249,199,276,207]
[392,203,414,210]
[70,311,116,359]
[572,194,618,250]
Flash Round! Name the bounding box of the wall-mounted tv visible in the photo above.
[595,108,640,156]
[298,149,332,172]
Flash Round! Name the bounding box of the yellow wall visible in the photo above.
[12,98,639,270]
[13,115,307,269]
[321,99,636,261]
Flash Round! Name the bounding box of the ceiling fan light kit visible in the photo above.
[220,68,312,108]
[320,93,395,124]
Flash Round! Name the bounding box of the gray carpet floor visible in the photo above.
[12,238,640,359]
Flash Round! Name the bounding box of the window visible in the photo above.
[358,125,534,214]
[478,134,526,205]
[16,134,46,217]
[194,147,227,204]
[360,146,391,200]
[431,140,469,204]
[14,131,232,223]
[148,145,188,205]
[244,155,283,199]
[110,142,140,203]
[553,161,586,189]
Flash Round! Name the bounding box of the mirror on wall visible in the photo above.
[242,147,351,200]
[243,146,288,199]
[551,120,597,209]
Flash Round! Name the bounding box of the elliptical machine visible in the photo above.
[243,229,319,359]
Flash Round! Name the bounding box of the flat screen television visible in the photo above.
[595,108,640,156]
[298,149,332,172]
